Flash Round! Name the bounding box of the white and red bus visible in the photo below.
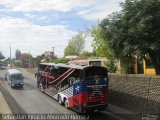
[36,63,109,113]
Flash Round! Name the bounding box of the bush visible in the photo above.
[50,58,69,63]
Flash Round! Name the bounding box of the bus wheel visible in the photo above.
[58,95,62,105]
[39,84,43,92]
[37,82,39,88]
[64,99,69,108]
[37,76,40,88]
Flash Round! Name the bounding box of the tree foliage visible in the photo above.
[81,51,92,58]
[91,24,119,73]
[0,52,5,60]
[91,25,115,58]
[64,31,85,56]
[94,0,160,74]
[15,49,21,60]
[19,53,33,68]
[50,58,69,63]
[34,55,43,66]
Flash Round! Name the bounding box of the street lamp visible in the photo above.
[9,44,11,68]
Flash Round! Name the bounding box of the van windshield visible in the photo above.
[11,74,23,80]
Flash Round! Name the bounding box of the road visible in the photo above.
[0,68,131,120]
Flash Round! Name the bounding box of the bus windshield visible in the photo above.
[84,66,108,80]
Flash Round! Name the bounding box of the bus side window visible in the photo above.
[72,69,81,84]
[51,67,59,78]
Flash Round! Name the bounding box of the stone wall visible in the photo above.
[108,74,160,114]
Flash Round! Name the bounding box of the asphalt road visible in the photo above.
[0,68,130,120]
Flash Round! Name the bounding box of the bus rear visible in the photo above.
[70,66,109,113]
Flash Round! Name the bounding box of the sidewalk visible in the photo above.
[0,90,12,114]
[107,104,141,120]
[107,104,135,114]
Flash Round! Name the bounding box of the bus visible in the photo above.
[36,63,109,113]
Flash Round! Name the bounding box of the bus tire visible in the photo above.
[39,84,43,92]
[58,95,63,105]
[5,74,7,81]
[37,82,39,88]
[64,98,69,108]
[21,85,23,88]
[37,76,40,88]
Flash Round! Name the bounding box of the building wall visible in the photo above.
[143,60,156,75]
[134,59,156,75]
[109,74,160,114]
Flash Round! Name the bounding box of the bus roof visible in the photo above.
[39,63,88,70]
[39,63,107,70]
[7,69,22,75]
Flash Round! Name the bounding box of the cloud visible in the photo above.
[78,0,124,20]
[0,0,125,58]
[0,0,93,12]
[0,0,124,20]
[0,17,77,58]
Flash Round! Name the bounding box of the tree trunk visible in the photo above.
[148,49,160,75]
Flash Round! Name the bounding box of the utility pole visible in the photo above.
[10,44,11,67]
[29,51,30,68]
[52,47,54,54]
[52,46,55,59]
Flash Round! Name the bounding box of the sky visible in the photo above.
[0,0,124,58]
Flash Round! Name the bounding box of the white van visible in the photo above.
[5,69,24,88]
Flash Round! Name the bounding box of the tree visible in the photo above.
[91,25,115,58]
[91,25,119,73]
[97,0,160,75]
[15,49,21,60]
[19,53,33,68]
[0,52,5,60]
[34,55,43,66]
[81,51,92,58]
[64,31,85,56]
[50,58,69,63]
